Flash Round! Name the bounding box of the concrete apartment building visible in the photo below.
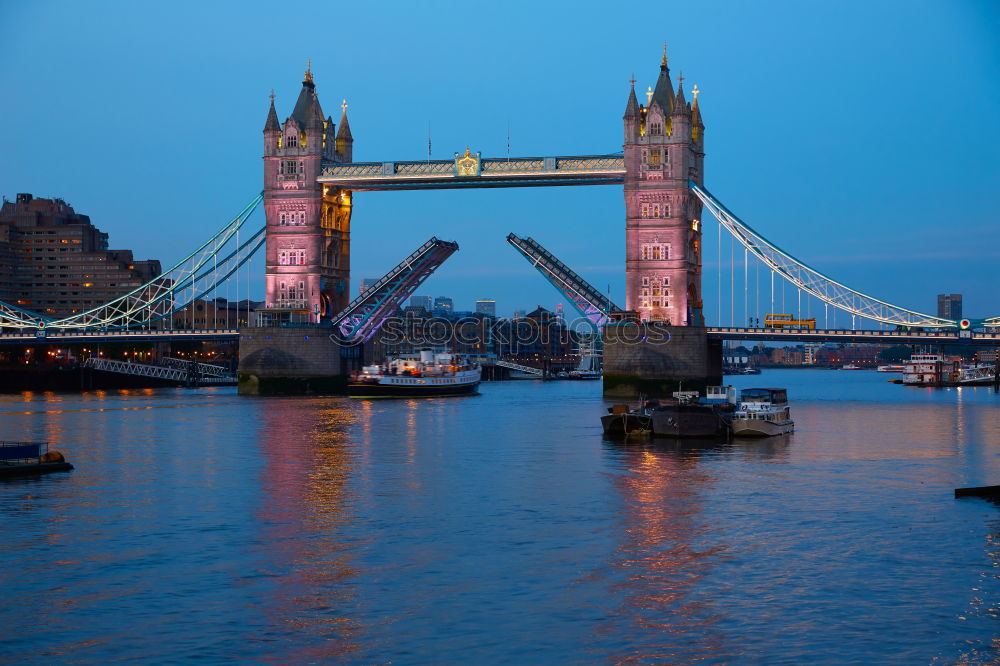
[0,193,161,318]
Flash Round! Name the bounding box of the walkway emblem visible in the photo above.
[454,146,481,177]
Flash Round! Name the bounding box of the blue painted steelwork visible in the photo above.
[506,233,621,329]
[333,237,459,342]
[690,181,958,329]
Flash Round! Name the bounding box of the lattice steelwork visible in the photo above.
[333,237,459,342]
[506,233,621,329]
[319,154,625,190]
[690,181,957,328]
[0,195,264,331]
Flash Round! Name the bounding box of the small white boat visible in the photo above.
[730,388,794,437]
[877,364,905,373]
[841,364,864,370]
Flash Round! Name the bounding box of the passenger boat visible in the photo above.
[730,388,794,437]
[349,351,481,398]
[841,364,864,370]
[602,386,736,439]
[877,364,905,373]
[0,441,73,478]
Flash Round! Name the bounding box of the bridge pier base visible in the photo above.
[237,327,374,396]
[602,324,722,398]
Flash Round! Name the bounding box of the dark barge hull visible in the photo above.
[0,462,74,478]
[348,382,480,398]
[601,413,652,436]
[650,406,729,438]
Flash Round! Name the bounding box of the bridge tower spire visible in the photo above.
[623,48,705,325]
[262,66,353,324]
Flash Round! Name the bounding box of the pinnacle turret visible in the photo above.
[336,100,353,141]
[624,76,640,118]
[264,93,280,132]
[672,75,689,116]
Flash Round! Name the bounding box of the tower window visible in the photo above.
[641,243,670,261]
[279,251,288,265]
[284,160,297,175]
[286,133,298,147]
[279,213,286,225]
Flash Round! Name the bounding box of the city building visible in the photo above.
[476,299,496,316]
[173,298,262,329]
[410,295,433,311]
[433,296,453,313]
[937,294,962,321]
[513,309,526,320]
[0,193,161,318]
[804,343,819,365]
[359,278,378,295]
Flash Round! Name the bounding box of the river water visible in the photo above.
[2,370,1000,663]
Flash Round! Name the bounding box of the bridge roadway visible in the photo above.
[0,328,240,345]
[707,327,1000,346]
[2,326,999,347]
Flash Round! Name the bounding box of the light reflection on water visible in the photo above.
[0,372,999,662]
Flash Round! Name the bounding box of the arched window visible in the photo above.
[279,251,288,265]
[279,212,286,226]
[286,133,297,147]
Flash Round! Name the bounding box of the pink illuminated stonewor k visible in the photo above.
[261,63,354,323]
[623,47,706,325]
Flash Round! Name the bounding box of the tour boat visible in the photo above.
[877,364,905,373]
[841,364,864,370]
[349,351,481,398]
[730,388,794,437]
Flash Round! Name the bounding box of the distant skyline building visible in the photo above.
[0,193,161,318]
[410,295,433,311]
[475,299,496,316]
[359,278,378,295]
[937,293,962,321]
[433,296,453,313]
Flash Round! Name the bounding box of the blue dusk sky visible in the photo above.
[2,1,998,322]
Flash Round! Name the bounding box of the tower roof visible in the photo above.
[337,99,353,141]
[290,62,323,130]
[624,76,640,118]
[650,45,675,115]
[263,92,280,132]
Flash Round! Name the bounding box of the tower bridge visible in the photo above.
[2,49,997,394]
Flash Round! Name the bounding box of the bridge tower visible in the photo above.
[623,47,705,325]
[262,64,353,323]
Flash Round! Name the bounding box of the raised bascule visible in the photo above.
[2,49,998,395]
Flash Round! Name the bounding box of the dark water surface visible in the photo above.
[2,370,1000,663]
